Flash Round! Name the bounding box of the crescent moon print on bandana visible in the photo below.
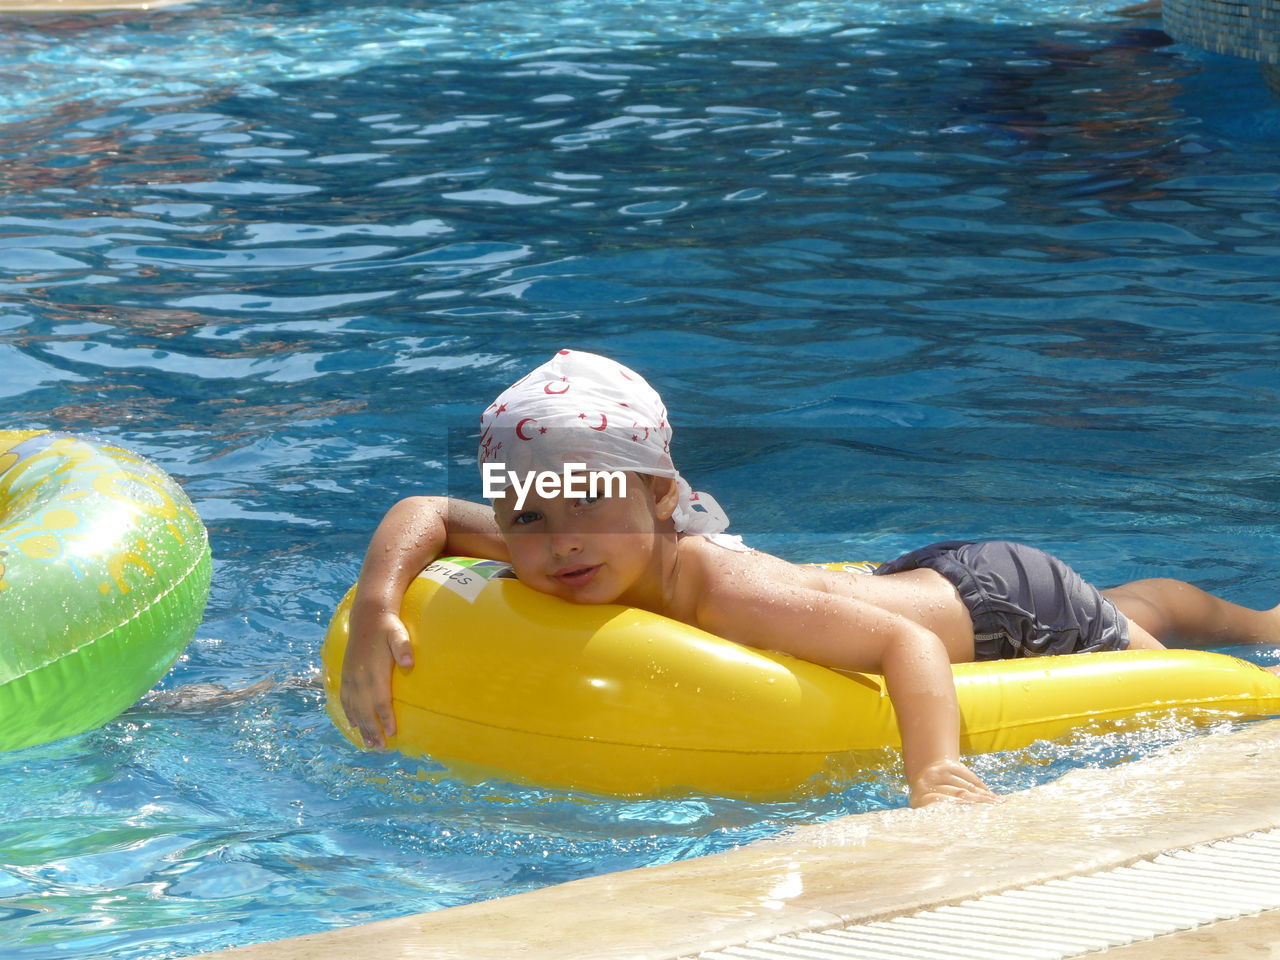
[478,349,731,536]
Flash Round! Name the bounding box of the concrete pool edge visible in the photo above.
[189,718,1280,960]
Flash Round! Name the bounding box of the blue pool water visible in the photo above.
[3,0,1280,956]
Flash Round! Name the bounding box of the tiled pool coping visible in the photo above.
[1163,0,1280,64]
[189,718,1280,960]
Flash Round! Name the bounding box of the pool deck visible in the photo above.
[190,718,1280,960]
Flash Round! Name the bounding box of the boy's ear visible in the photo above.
[652,475,680,521]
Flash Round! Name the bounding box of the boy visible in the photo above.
[341,349,1280,807]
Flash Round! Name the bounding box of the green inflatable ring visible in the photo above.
[0,430,212,751]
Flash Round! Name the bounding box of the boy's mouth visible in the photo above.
[552,563,600,587]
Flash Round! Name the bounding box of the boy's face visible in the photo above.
[491,470,678,607]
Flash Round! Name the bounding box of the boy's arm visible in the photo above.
[342,496,508,748]
[696,577,997,807]
[883,636,997,806]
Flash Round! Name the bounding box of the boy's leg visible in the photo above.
[1103,578,1280,647]
[1117,617,1163,650]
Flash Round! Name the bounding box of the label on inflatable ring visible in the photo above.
[417,557,516,603]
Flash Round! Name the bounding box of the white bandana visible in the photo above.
[478,349,732,536]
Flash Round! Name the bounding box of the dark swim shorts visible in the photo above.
[873,540,1130,660]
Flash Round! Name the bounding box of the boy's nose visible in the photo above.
[548,531,582,558]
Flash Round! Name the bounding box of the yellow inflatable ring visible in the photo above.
[322,556,1280,799]
[0,430,211,751]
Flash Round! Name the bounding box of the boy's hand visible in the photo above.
[909,758,1001,808]
[340,604,415,749]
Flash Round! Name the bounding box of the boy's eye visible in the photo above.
[511,510,542,526]
[574,495,601,507]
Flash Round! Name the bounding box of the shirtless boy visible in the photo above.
[341,349,1280,807]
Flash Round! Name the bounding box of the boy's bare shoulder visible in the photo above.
[674,537,809,631]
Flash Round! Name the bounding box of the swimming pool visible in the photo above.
[2,1,1278,957]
